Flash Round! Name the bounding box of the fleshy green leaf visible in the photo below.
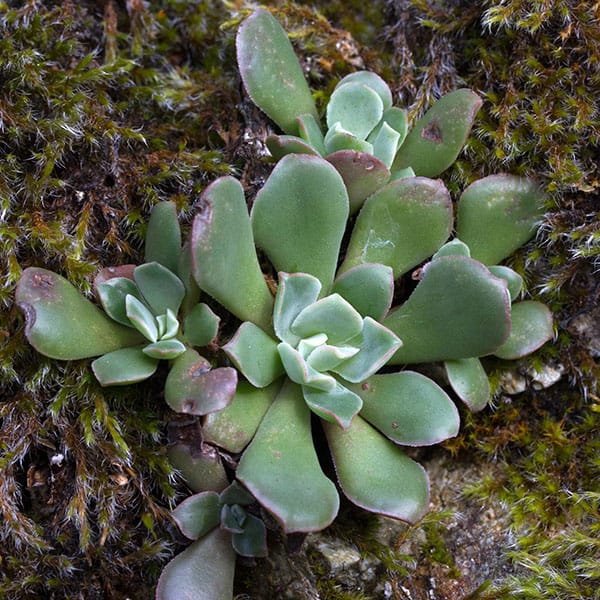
[165,349,237,415]
[291,294,363,345]
[278,342,337,392]
[223,322,284,388]
[16,268,143,360]
[297,113,325,155]
[144,201,181,273]
[444,357,491,412]
[220,504,246,533]
[332,263,394,321]
[219,481,256,507]
[326,151,390,215]
[324,415,429,523]
[306,344,359,372]
[156,308,179,340]
[251,154,349,293]
[324,123,374,155]
[392,89,482,177]
[125,294,158,342]
[384,256,511,363]
[335,71,393,110]
[203,381,280,454]
[340,177,452,278]
[96,277,142,326]
[488,266,523,301]
[177,240,202,316]
[332,317,402,383]
[326,82,384,140]
[183,303,220,347]
[91,347,158,386]
[302,382,363,429]
[352,372,460,445]
[142,339,186,360]
[494,301,553,360]
[167,442,228,494]
[172,492,221,540]
[133,262,185,316]
[232,514,268,558]
[192,177,274,330]
[156,529,235,600]
[432,239,471,260]
[237,381,340,533]
[273,272,321,346]
[236,9,318,135]
[370,121,401,168]
[456,175,546,265]
[266,134,320,160]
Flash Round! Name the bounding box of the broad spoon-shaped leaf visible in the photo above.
[384,256,510,363]
[16,268,143,360]
[237,380,339,533]
[156,528,235,600]
[236,9,319,135]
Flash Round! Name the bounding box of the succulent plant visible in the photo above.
[236,8,483,212]
[186,150,553,537]
[157,481,267,600]
[16,201,237,416]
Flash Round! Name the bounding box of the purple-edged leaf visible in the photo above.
[302,382,363,429]
[326,150,390,215]
[142,339,186,360]
[340,177,453,278]
[494,301,553,360]
[273,272,321,346]
[144,201,181,273]
[237,381,339,533]
[219,481,255,507]
[326,82,384,140]
[385,256,511,363]
[332,263,394,321]
[167,442,228,494]
[16,268,143,360]
[203,381,280,454]
[392,89,482,177]
[172,492,221,540]
[183,303,220,347]
[456,175,546,265]
[324,415,429,523]
[156,529,235,600]
[232,513,268,558]
[251,155,349,294]
[266,134,320,160]
[133,262,185,316]
[165,349,237,415]
[333,318,402,383]
[291,293,363,345]
[444,357,491,412]
[336,71,393,110]
[96,277,142,326]
[351,372,460,445]
[236,9,318,135]
[192,176,273,331]
[91,347,158,386]
[223,322,284,388]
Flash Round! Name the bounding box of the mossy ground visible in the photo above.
[1,1,599,598]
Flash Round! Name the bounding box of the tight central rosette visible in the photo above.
[225,271,401,429]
